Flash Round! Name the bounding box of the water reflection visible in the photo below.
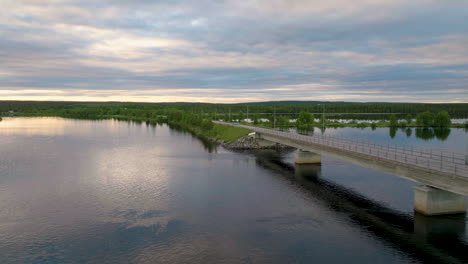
[415,128,451,141]
[252,150,467,264]
[295,164,321,180]
[414,213,466,242]
[389,127,397,139]
[388,127,451,141]
[433,128,451,141]
[1,118,466,263]
[297,127,315,136]
[166,122,219,152]
[406,128,412,137]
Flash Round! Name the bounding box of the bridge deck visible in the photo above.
[214,121,468,178]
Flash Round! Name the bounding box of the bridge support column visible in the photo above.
[295,150,321,164]
[414,185,466,216]
[295,164,321,180]
[414,212,465,239]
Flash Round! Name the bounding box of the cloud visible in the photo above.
[0,0,467,102]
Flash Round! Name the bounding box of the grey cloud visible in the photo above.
[1,0,467,102]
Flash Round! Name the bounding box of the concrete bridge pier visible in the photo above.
[414,212,465,239]
[295,164,321,180]
[295,150,321,164]
[414,185,467,216]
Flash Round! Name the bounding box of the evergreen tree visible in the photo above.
[389,114,398,127]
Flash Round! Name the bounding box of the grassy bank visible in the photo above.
[169,121,251,143]
[210,123,251,142]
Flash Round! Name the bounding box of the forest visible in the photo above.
[1,100,465,143]
[0,100,466,131]
[1,100,467,118]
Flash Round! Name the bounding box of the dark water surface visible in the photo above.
[0,117,466,263]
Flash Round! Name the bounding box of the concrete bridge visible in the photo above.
[214,121,468,216]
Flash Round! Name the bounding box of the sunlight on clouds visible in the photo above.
[77,50,279,73]
[0,89,65,95]
[1,86,465,103]
[53,24,191,59]
[87,37,189,59]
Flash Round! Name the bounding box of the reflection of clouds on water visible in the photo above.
[255,214,324,230]
[107,209,174,229]
[312,126,463,153]
[1,118,466,264]
[0,117,67,136]
[0,117,127,137]
[110,209,169,220]
[256,155,468,263]
[20,219,190,264]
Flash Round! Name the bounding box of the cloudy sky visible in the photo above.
[1,0,467,103]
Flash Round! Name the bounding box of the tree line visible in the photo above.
[1,101,467,119]
[0,101,466,129]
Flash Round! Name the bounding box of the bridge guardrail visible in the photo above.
[213,121,468,177]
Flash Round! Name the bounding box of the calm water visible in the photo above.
[317,127,467,154]
[0,117,467,264]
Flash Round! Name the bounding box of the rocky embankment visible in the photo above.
[223,135,291,150]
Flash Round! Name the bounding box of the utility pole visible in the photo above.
[322,104,325,130]
[229,106,231,122]
[465,141,468,165]
[274,106,276,129]
[247,106,249,120]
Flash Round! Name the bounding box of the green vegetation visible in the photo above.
[210,124,251,142]
[0,100,465,135]
[416,111,435,127]
[415,111,451,128]
[405,114,412,124]
[167,110,250,143]
[277,116,290,129]
[2,100,467,119]
[296,111,314,130]
[389,114,398,127]
[433,111,451,128]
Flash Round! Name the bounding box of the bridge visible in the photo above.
[214,121,468,216]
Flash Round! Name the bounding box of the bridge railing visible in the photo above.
[214,121,468,177]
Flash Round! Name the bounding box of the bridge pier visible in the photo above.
[414,185,466,216]
[414,212,465,239]
[295,164,321,180]
[295,150,321,164]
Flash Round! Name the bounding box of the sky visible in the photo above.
[1,0,467,103]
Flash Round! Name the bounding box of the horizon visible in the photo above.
[1,99,467,106]
[1,1,468,103]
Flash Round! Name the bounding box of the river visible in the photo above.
[0,117,466,263]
